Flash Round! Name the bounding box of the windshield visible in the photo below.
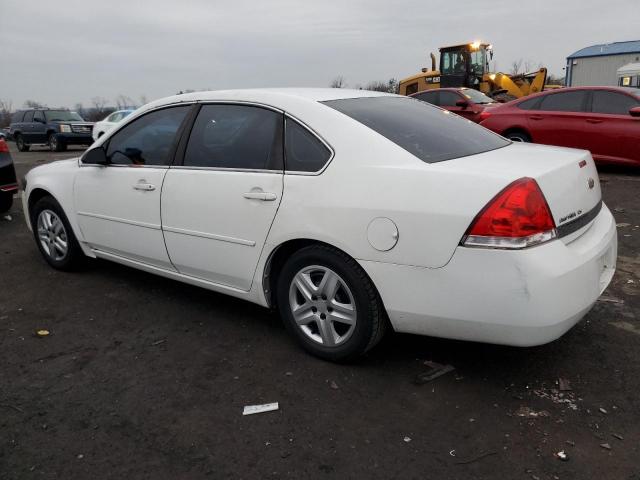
[323,96,509,164]
[459,88,496,104]
[44,110,84,122]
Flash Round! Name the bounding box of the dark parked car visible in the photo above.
[410,87,500,123]
[479,86,640,166]
[0,138,18,213]
[9,108,94,152]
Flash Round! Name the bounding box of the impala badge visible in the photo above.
[588,178,595,189]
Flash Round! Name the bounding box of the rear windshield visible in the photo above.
[322,96,509,163]
[44,110,84,122]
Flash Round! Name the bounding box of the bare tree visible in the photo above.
[510,59,523,76]
[363,78,399,93]
[330,76,345,88]
[24,100,44,108]
[139,95,148,106]
[0,99,13,128]
[114,94,135,110]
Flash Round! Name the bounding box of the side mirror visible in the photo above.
[82,147,109,165]
[456,100,469,108]
[629,106,640,117]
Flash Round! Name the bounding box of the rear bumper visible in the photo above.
[360,204,617,347]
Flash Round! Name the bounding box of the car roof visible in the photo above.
[508,85,640,104]
[142,88,394,112]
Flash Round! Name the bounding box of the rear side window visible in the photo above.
[285,118,331,172]
[106,106,189,166]
[33,111,45,123]
[11,111,24,123]
[184,104,283,170]
[538,91,587,112]
[323,96,509,164]
[413,91,438,105]
[516,97,541,110]
[591,91,639,115]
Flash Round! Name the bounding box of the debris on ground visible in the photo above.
[599,407,608,414]
[150,339,166,346]
[454,451,497,465]
[449,450,456,457]
[558,378,572,391]
[613,207,625,213]
[565,440,575,446]
[2,215,12,221]
[555,450,569,461]
[34,329,50,338]
[597,295,625,305]
[242,402,279,416]
[0,403,24,413]
[612,433,624,440]
[329,381,339,390]
[600,443,611,450]
[285,372,293,376]
[534,388,579,410]
[616,223,631,228]
[515,406,550,418]
[414,361,455,384]
[403,436,412,443]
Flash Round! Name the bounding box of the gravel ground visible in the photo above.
[1,143,639,479]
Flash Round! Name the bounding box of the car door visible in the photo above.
[584,89,640,164]
[32,111,47,143]
[161,103,284,291]
[74,105,192,268]
[526,90,589,148]
[22,111,35,142]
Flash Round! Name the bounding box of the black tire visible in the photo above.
[276,244,387,362]
[505,131,531,143]
[0,192,12,213]
[48,134,65,152]
[15,134,30,152]
[30,195,85,270]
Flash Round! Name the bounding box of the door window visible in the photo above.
[284,118,332,172]
[33,111,45,123]
[413,91,438,105]
[183,104,283,170]
[106,106,189,166]
[538,91,587,112]
[24,111,34,122]
[405,83,419,95]
[591,90,640,115]
[439,91,462,107]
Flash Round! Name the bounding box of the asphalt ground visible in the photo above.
[1,142,639,479]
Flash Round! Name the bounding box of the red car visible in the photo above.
[410,87,500,123]
[479,86,640,166]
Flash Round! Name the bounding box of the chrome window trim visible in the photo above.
[168,165,283,174]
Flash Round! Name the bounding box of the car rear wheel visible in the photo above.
[48,134,66,152]
[30,196,85,270]
[277,244,387,362]
[506,131,531,143]
[15,134,30,152]
[0,192,12,213]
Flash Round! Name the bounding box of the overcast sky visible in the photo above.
[1,0,638,109]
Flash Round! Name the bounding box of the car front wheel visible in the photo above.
[30,196,85,270]
[48,134,66,152]
[277,245,387,362]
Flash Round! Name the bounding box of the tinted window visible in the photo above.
[323,97,509,164]
[33,111,45,122]
[44,110,84,122]
[413,92,438,105]
[405,83,419,95]
[439,91,461,107]
[11,111,25,123]
[285,118,331,172]
[591,90,640,115]
[539,91,587,112]
[24,111,34,122]
[183,104,283,170]
[106,106,189,166]
[516,97,541,110]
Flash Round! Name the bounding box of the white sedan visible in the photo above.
[91,109,134,141]
[22,89,617,361]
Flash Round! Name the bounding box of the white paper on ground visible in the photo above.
[243,402,279,416]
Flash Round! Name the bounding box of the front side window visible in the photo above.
[106,106,189,166]
[285,118,331,172]
[183,104,283,170]
[33,111,45,123]
[538,91,587,112]
[24,111,34,122]
[439,91,462,107]
[323,96,509,164]
[460,88,495,104]
[44,110,84,122]
[591,90,639,115]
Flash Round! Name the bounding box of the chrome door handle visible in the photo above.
[243,192,277,201]
[133,182,156,191]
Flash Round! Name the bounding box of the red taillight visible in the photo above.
[0,139,9,153]
[478,110,492,122]
[462,177,557,249]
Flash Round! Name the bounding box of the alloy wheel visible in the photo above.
[288,265,357,347]
[37,209,68,261]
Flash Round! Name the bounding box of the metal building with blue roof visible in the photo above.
[566,40,640,86]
